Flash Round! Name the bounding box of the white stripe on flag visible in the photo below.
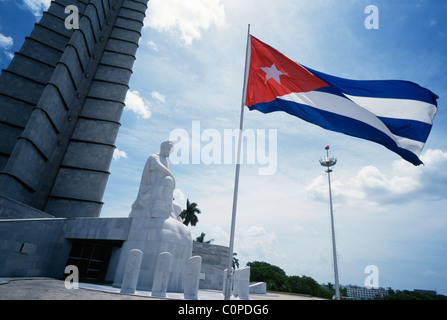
[279,91,424,155]
[394,135,425,156]
[344,94,437,124]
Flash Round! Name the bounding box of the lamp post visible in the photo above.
[319,145,340,300]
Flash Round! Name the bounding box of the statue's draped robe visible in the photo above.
[130,153,175,218]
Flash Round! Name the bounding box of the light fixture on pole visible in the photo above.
[319,145,340,300]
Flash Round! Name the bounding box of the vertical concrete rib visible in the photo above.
[0,0,149,218]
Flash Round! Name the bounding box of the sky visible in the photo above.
[1,0,447,294]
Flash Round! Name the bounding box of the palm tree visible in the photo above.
[232,252,239,270]
[195,232,214,244]
[180,199,201,226]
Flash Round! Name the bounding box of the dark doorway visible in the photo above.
[66,239,122,283]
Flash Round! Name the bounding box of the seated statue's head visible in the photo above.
[160,140,175,157]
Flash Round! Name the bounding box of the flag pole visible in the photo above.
[224,24,251,301]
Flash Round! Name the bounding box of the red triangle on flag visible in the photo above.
[245,36,329,107]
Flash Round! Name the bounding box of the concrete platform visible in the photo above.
[0,278,325,300]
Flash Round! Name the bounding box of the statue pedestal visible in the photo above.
[113,216,192,292]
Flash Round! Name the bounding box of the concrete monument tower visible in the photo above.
[0,0,148,218]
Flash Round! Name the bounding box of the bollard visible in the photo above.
[151,252,172,298]
[184,256,202,300]
[120,249,143,294]
[238,267,250,300]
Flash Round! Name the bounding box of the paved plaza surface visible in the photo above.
[0,278,325,300]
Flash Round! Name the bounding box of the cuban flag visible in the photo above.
[245,35,438,166]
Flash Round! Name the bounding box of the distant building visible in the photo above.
[346,285,388,300]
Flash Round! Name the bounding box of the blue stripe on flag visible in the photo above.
[304,66,439,105]
[377,117,432,143]
[309,74,434,144]
[249,98,424,165]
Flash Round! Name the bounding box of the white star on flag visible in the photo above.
[261,63,288,84]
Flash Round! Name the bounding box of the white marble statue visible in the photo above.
[129,140,176,219]
[171,200,183,222]
[113,140,193,293]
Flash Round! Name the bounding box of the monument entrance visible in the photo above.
[66,239,123,282]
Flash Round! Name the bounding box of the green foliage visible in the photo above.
[180,199,201,226]
[195,232,213,243]
[288,275,332,299]
[381,290,447,300]
[325,282,347,298]
[247,261,289,292]
[247,261,447,300]
[247,261,332,299]
[232,252,239,270]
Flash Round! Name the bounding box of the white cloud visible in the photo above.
[124,90,152,119]
[22,0,51,17]
[236,225,280,263]
[0,33,14,61]
[0,33,13,50]
[147,40,159,52]
[151,91,165,103]
[173,188,187,209]
[113,148,128,161]
[306,149,447,208]
[145,0,226,46]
